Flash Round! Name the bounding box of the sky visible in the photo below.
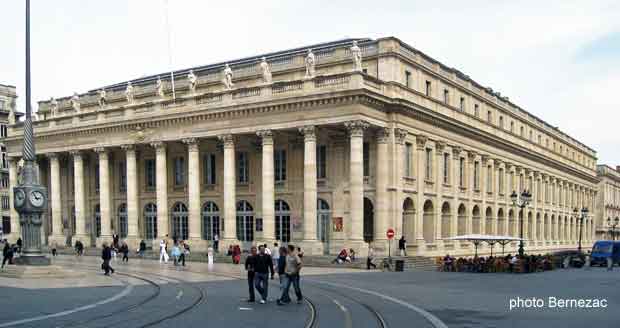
[0,0,618,165]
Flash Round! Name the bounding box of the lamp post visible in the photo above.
[511,189,532,257]
[608,217,619,241]
[574,207,588,254]
[13,0,50,265]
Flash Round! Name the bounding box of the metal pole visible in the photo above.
[578,216,583,253]
[518,207,524,257]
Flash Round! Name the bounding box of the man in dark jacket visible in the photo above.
[398,236,407,256]
[244,246,258,302]
[101,242,114,275]
[254,245,275,304]
[16,238,22,254]
[2,241,14,268]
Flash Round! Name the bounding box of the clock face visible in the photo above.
[14,189,26,207]
[29,190,45,208]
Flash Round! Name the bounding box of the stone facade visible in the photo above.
[5,37,599,256]
[596,165,620,240]
[0,84,17,241]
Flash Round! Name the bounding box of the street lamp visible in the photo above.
[607,217,619,241]
[573,207,588,254]
[511,189,532,257]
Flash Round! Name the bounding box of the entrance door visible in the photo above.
[144,203,157,243]
[92,205,101,247]
[363,198,374,242]
[236,201,254,250]
[275,200,291,243]
[317,199,331,254]
[172,202,189,241]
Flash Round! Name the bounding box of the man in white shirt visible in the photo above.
[159,238,168,263]
[272,243,280,271]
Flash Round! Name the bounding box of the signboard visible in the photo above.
[332,217,343,232]
[387,228,395,239]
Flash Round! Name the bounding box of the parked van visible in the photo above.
[590,241,620,266]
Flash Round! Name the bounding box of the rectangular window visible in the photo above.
[474,104,480,117]
[460,97,465,111]
[317,145,327,179]
[1,196,8,210]
[487,165,492,192]
[443,89,449,104]
[1,216,10,234]
[425,81,431,96]
[174,156,185,186]
[498,168,504,194]
[459,158,465,187]
[274,149,287,182]
[204,154,216,185]
[528,177,532,191]
[487,110,492,123]
[94,163,100,192]
[474,162,480,190]
[425,148,432,180]
[405,70,411,88]
[443,153,449,184]
[519,174,524,191]
[119,161,126,192]
[145,159,155,188]
[363,142,370,177]
[237,152,249,184]
[509,172,514,192]
[405,143,413,177]
[0,124,6,138]
[0,100,4,110]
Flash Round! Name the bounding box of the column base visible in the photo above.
[187,238,209,252]
[73,234,91,248]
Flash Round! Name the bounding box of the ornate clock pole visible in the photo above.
[13,0,50,266]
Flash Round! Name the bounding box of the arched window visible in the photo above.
[94,204,101,238]
[275,200,291,242]
[202,201,220,240]
[118,203,128,238]
[172,202,188,240]
[144,203,157,240]
[236,201,254,242]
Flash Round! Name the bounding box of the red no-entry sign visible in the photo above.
[387,228,395,239]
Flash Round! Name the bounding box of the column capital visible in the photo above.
[415,134,428,150]
[298,125,316,141]
[120,144,135,151]
[466,150,477,163]
[394,128,408,144]
[376,127,390,144]
[182,138,199,152]
[493,158,504,166]
[344,120,369,137]
[257,129,274,145]
[217,134,235,148]
[451,145,462,157]
[150,141,167,150]
[480,153,490,163]
[93,147,108,154]
[435,140,447,153]
[69,150,83,157]
[46,152,60,160]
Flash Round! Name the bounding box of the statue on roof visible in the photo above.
[351,41,362,72]
[260,57,272,83]
[305,49,316,78]
[188,70,197,94]
[156,76,165,99]
[222,64,234,90]
[71,92,81,112]
[98,89,107,108]
[49,97,58,117]
[126,82,135,104]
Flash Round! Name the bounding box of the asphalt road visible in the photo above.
[1,256,618,328]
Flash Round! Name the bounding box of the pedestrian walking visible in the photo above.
[112,233,119,249]
[120,242,129,262]
[101,242,114,275]
[138,240,146,258]
[111,245,117,262]
[398,236,407,256]
[607,256,613,271]
[16,238,22,254]
[277,244,303,305]
[171,242,181,266]
[159,238,169,263]
[207,245,214,268]
[276,246,288,303]
[254,245,275,304]
[245,246,258,303]
[51,241,57,257]
[179,240,189,266]
[1,240,14,269]
[367,246,377,270]
[213,234,219,252]
[272,242,280,272]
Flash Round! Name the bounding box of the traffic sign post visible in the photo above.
[387,228,395,259]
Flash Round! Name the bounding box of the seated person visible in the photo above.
[333,249,349,264]
[349,249,356,262]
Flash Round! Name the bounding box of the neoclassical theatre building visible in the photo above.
[5,37,599,256]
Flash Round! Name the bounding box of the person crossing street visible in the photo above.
[254,245,275,304]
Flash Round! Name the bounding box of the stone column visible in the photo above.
[122,145,139,246]
[451,147,462,239]
[151,142,169,242]
[415,134,428,245]
[8,158,20,240]
[183,138,202,244]
[375,128,390,249]
[71,150,90,245]
[480,155,489,234]
[394,129,407,239]
[435,142,446,243]
[345,120,368,244]
[258,130,276,242]
[219,134,237,243]
[94,148,111,246]
[47,153,64,245]
[466,151,477,235]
